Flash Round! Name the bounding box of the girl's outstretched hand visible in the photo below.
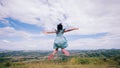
[64,28,79,32]
[42,31,56,34]
[42,31,48,34]
[73,28,79,30]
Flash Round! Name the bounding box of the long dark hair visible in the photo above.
[57,23,63,32]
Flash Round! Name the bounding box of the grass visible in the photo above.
[0,57,119,68]
[8,62,109,68]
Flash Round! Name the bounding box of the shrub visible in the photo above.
[4,62,11,67]
[79,59,90,64]
[69,57,90,64]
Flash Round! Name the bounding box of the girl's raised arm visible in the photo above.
[64,28,79,33]
[42,30,56,34]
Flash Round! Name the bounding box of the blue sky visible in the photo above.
[0,0,120,50]
[0,17,43,33]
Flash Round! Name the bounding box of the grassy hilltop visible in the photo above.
[0,49,120,68]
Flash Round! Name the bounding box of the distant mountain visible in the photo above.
[0,49,12,53]
[0,49,120,58]
[0,49,6,51]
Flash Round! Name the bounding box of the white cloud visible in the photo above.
[0,27,54,50]
[0,0,120,34]
[0,37,54,50]
[0,0,120,50]
[68,33,120,50]
[0,27,32,39]
[0,26,119,50]
[0,0,66,30]
[2,40,10,43]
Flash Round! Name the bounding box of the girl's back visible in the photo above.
[54,29,68,49]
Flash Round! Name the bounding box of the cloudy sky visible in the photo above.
[0,0,120,50]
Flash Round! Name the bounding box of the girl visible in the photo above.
[43,23,79,60]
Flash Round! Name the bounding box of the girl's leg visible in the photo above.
[61,48,69,56]
[48,48,58,60]
[52,48,59,55]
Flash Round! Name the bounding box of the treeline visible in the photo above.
[0,49,120,58]
[69,49,120,58]
[0,50,50,57]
